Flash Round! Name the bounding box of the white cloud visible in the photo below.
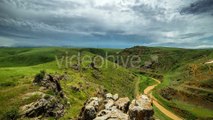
[0,0,212,48]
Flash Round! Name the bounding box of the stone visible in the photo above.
[83,105,97,120]
[20,95,65,119]
[113,94,119,101]
[20,72,67,119]
[94,109,128,120]
[128,95,154,120]
[78,93,154,120]
[97,109,110,117]
[105,93,113,99]
[104,99,114,110]
[114,97,130,113]
[78,97,102,120]
[70,85,80,92]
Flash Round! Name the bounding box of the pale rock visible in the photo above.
[105,93,113,99]
[113,94,119,101]
[104,99,114,110]
[128,95,154,120]
[114,97,130,113]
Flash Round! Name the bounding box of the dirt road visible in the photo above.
[143,78,182,120]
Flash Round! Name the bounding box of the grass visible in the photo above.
[135,74,171,120]
[0,84,40,119]
[138,75,158,93]
[153,105,172,120]
[1,46,213,119]
[0,47,137,119]
[121,46,213,119]
[152,74,213,119]
[173,100,213,118]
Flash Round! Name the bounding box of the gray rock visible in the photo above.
[128,95,154,120]
[20,73,67,119]
[70,85,80,92]
[83,105,97,120]
[113,94,119,101]
[20,95,65,119]
[104,99,114,110]
[78,93,154,120]
[97,109,111,117]
[94,109,128,120]
[78,97,102,120]
[105,93,113,99]
[114,97,130,113]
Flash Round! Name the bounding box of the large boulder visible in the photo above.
[33,73,65,98]
[113,94,119,101]
[20,95,65,119]
[82,105,97,120]
[78,93,154,120]
[78,97,102,120]
[104,99,114,110]
[95,108,128,120]
[20,73,68,119]
[105,93,113,99]
[128,95,154,120]
[114,97,130,113]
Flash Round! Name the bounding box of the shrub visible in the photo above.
[0,81,16,87]
[33,70,45,83]
[2,108,19,120]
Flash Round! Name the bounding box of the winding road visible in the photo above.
[143,78,182,120]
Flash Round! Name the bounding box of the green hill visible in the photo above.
[119,46,213,119]
[0,48,136,119]
[0,47,212,119]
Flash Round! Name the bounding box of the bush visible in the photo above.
[0,81,16,87]
[33,70,45,83]
[2,108,19,120]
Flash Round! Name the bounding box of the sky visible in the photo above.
[0,0,213,48]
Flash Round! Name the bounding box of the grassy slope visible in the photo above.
[136,74,170,120]
[0,48,136,119]
[153,105,172,120]
[138,75,157,93]
[120,46,213,119]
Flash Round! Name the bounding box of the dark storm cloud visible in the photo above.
[0,0,212,48]
[180,0,213,15]
[131,3,166,17]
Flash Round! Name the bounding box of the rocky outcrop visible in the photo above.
[33,73,65,98]
[128,95,154,120]
[78,97,102,120]
[20,94,65,119]
[20,73,68,119]
[95,107,129,120]
[78,93,154,120]
[115,97,130,113]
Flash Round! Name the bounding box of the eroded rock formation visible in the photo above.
[20,73,68,119]
[78,93,154,120]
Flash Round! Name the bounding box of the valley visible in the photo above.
[0,46,212,120]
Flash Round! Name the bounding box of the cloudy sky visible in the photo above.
[0,0,212,48]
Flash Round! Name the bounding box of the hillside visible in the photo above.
[0,47,212,120]
[119,46,213,119]
[0,48,136,119]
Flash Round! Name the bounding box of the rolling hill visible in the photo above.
[0,46,212,119]
[119,46,213,119]
[0,47,136,119]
